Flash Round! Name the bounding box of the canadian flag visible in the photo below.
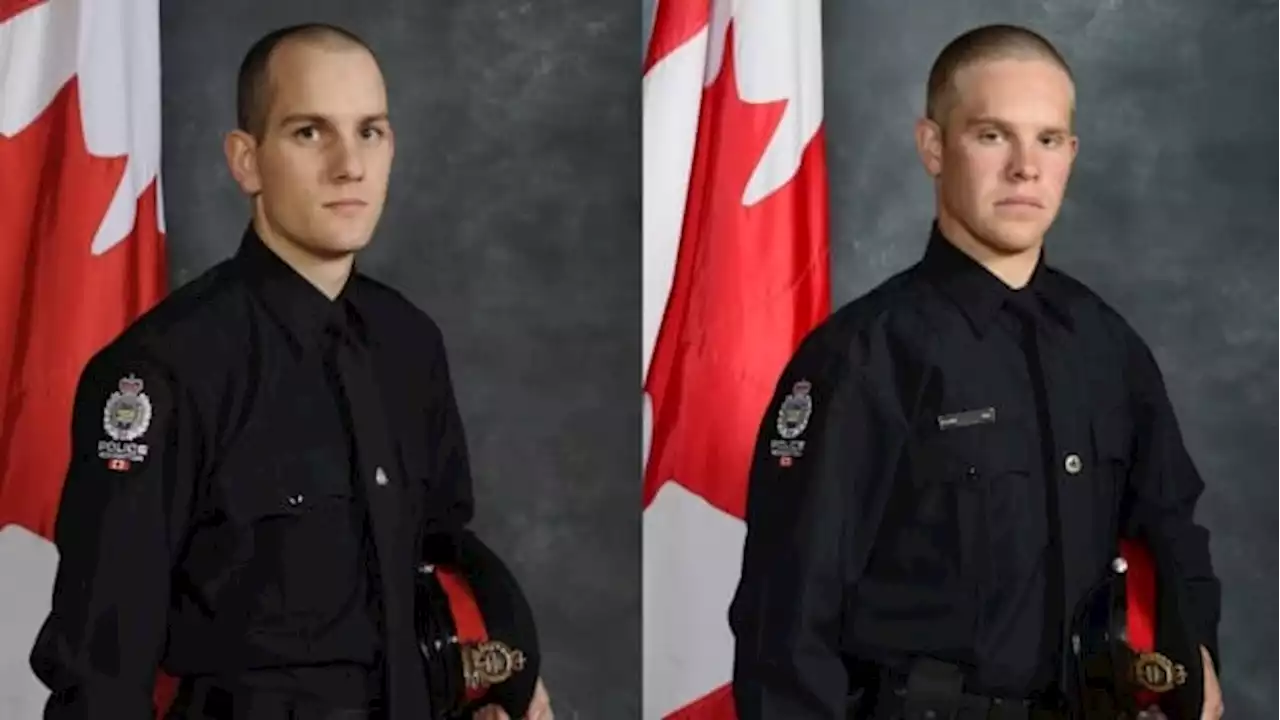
[0,0,168,715]
[641,0,830,717]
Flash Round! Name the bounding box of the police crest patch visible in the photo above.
[775,379,813,440]
[102,374,152,442]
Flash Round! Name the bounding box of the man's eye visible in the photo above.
[294,126,318,140]
[361,127,385,140]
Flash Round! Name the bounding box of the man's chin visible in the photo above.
[981,221,1046,254]
[308,230,373,258]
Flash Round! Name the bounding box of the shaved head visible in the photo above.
[236,23,378,140]
[912,23,1079,279]
[222,20,394,291]
[926,24,1074,128]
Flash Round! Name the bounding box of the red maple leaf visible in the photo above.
[0,77,167,538]
[643,21,830,521]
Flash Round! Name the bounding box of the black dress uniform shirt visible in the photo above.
[30,225,475,719]
[728,223,1220,719]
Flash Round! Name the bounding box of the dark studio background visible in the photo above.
[162,2,641,717]
[641,0,1278,717]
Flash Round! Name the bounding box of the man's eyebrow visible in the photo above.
[964,116,1070,134]
[278,113,329,127]
[964,115,1010,129]
[277,113,389,126]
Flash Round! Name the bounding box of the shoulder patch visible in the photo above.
[770,380,813,467]
[98,374,153,471]
[102,374,152,441]
[775,379,813,439]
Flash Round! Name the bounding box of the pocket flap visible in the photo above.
[227,452,354,519]
[913,419,1034,481]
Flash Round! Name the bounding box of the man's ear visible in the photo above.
[914,117,944,178]
[224,129,262,196]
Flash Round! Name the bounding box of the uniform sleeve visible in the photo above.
[729,344,895,719]
[1122,332,1222,673]
[422,323,475,534]
[29,352,198,719]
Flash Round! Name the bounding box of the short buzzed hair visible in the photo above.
[236,23,377,139]
[925,24,1074,125]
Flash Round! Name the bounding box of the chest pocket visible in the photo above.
[890,416,1035,588]
[227,451,357,522]
[218,451,365,621]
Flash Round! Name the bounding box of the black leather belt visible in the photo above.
[870,689,1067,720]
[850,658,1068,720]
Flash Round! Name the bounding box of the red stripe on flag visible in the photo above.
[0,78,167,538]
[0,37,169,714]
[666,683,737,720]
[643,0,711,74]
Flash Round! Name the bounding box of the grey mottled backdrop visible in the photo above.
[162,2,640,717]
[643,0,1278,716]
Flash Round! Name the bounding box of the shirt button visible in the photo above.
[1064,453,1083,475]
[375,467,389,486]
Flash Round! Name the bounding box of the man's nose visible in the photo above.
[1007,141,1040,181]
[330,138,365,181]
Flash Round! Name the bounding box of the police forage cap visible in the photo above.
[420,531,541,717]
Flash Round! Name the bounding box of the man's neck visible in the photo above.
[935,212,1042,290]
[252,214,354,300]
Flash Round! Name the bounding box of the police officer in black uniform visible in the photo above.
[728,24,1223,720]
[29,23,552,720]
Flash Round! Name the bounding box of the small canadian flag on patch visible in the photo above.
[107,459,130,472]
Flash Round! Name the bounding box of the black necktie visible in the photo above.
[322,317,430,717]
[1006,293,1067,694]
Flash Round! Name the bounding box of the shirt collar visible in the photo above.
[918,221,1073,335]
[233,223,368,353]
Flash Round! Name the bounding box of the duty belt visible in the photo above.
[853,658,1069,720]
